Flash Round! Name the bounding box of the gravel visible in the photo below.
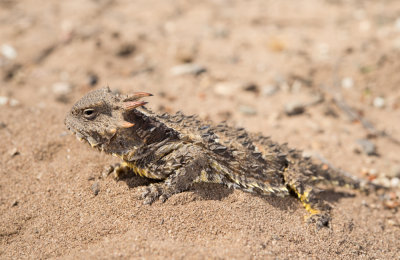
[170,63,206,76]
[373,96,386,108]
[91,182,100,196]
[356,139,377,156]
[284,102,305,116]
[1,44,17,60]
[52,82,72,95]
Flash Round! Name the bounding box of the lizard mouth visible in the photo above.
[67,127,103,150]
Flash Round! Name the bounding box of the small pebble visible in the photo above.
[383,200,400,209]
[390,177,399,188]
[262,85,279,96]
[341,77,354,89]
[308,94,324,106]
[91,182,100,196]
[323,105,338,117]
[242,83,259,93]
[0,96,19,107]
[373,96,385,108]
[174,44,197,63]
[52,82,72,95]
[395,17,400,31]
[302,150,314,159]
[368,168,379,177]
[387,219,398,227]
[170,63,206,76]
[0,96,8,106]
[1,44,17,60]
[36,172,43,180]
[238,105,257,116]
[372,177,390,188]
[213,82,241,97]
[388,165,400,178]
[11,200,18,207]
[116,43,136,57]
[284,102,305,116]
[87,73,98,86]
[9,147,19,157]
[356,139,377,156]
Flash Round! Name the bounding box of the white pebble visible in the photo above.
[373,96,385,108]
[52,82,72,95]
[284,102,305,116]
[1,44,17,60]
[341,77,354,89]
[0,96,8,106]
[369,168,378,176]
[170,63,206,76]
[213,82,241,97]
[238,105,257,116]
[390,177,399,188]
[395,17,400,31]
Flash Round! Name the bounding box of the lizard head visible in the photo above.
[65,86,152,152]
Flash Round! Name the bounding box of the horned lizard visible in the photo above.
[65,87,370,228]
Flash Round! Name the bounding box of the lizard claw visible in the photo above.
[141,184,161,205]
[140,184,173,204]
[103,163,133,180]
[307,213,331,229]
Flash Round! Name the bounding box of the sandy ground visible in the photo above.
[1,0,400,259]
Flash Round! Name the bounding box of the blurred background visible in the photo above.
[2,0,400,182]
[1,0,400,258]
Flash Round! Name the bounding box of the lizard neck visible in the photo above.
[104,108,179,156]
[129,108,180,145]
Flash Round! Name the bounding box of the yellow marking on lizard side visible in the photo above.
[292,187,321,215]
[200,170,209,182]
[112,153,163,180]
[194,170,211,183]
[125,161,162,179]
[283,167,321,215]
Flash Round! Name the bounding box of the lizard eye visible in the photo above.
[83,108,97,120]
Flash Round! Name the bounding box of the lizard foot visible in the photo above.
[140,183,174,204]
[306,213,331,229]
[102,163,133,180]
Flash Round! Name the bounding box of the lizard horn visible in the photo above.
[118,121,135,128]
[123,92,153,102]
[123,100,148,110]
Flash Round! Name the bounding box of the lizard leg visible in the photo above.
[103,162,133,180]
[284,170,332,228]
[141,156,209,205]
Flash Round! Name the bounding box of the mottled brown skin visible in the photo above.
[65,87,368,228]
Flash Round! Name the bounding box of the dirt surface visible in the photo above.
[1,0,400,259]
